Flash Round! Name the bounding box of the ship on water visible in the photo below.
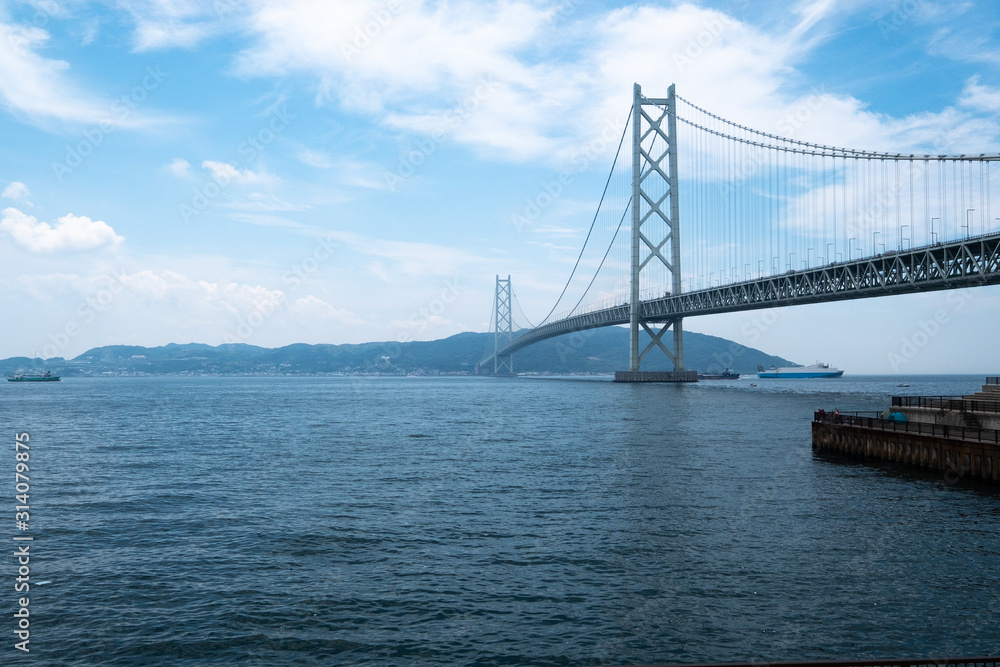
[757,362,843,379]
[697,368,740,380]
[8,371,61,382]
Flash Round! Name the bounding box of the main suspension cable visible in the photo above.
[537,109,633,326]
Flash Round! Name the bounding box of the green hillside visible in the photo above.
[0,328,792,376]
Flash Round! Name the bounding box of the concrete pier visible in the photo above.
[812,378,1000,485]
[614,370,699,383]
[812,415,1000,484]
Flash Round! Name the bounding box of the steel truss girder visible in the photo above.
[479,232,1000,367]
[647,234,1000,319]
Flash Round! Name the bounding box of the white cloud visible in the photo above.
[330,230,492,278]
[288,295,364,325]
[0,20,179,130]
[236,0,568,159]
[118,0,231,51]
[226,213,308,230]
[80,19,100,46]
[389,314,453,331]
[0,207,124,252]
[164,157,191,177]
[0,23,111,126]
[297,149,332,168]
[232,1,1000,164]
[2,181,31,204]
[134,20,212,51]
[959,75,1000,113]
[225,192,309,212]
[201,160,274,185]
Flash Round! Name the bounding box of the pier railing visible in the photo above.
[610,658,1000,667]
[814,411,1000,445]
[987,376,1000,385]
[891,395,1000,414]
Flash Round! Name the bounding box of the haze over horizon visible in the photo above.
[2,0,1000,374]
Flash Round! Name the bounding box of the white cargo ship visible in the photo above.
[757,362,843,378]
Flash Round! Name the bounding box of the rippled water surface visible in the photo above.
[4,374,999,665]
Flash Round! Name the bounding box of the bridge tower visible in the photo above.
[627,82,685,374]
[493,274,514,375]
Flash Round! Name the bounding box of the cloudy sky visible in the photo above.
[1,0,999,373]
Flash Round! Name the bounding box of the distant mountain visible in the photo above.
[0,328,793,377]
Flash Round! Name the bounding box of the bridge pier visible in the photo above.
[492,275,514,375]
[623,83,686,379]
[614,370,697,383]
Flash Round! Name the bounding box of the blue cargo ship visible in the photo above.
[757,362,843,378]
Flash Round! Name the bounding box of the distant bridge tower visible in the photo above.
[628,82,684,373]
[493,274,514,375]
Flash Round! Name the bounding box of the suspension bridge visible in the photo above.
[478,83,1000,379]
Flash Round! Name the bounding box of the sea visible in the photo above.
[3,374,998,666]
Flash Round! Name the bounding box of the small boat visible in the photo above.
[8,371,61,382]
[757,362,843,379]
[697,368,740,380]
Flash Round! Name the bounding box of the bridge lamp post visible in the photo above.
[848,237,857,260]
[757,260,764,278]
[931,217,939,244]
[787,252,795,272]
[872,231,880,256]
[899,225,909,251]
[826,243,835,265]
[807,247,813,268]
[965,209,974,239]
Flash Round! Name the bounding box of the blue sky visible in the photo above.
[1,0,999,373]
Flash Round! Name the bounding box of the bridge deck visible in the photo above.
[480,233,1000,368]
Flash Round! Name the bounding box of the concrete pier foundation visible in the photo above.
[614,370,698,383]
[812,417,1000,484]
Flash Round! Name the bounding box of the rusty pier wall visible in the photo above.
[812,420,1000,484]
